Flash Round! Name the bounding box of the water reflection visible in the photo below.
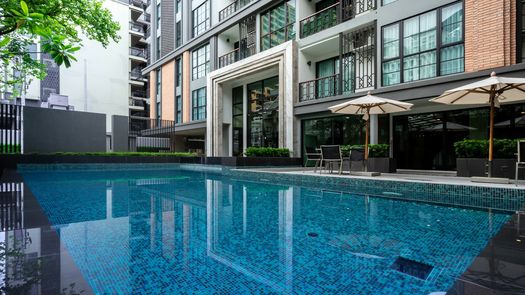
[6,168,521,294]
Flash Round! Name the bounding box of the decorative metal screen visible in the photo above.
[341,23,376,93]
[239,15,256,59]
[40,53,59,102]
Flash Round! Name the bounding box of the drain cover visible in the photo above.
[391,257,433,280]
[307,232,319,237]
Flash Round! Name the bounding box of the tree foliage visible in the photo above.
[0,0,120,95]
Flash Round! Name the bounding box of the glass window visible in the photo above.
[381,2,464,86]
[176,95,182,123]
[156,69,162,120]
[247,77,279,148]
[192,1,210,37]
[192,88,206,121]
[175,57,182,87]
[232,86,244,156]
[176,0,181,13]
[156,36,161,59]
[260,1,296,51]
[441,2,463,45]
[176,21,182,48]
[192,44,210,80]
[156,3,161,29]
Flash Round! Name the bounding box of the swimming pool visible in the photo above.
[19,164,511,294]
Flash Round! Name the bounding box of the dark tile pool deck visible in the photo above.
[1,166,524,294]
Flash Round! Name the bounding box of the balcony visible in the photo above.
[137,13,151,24]
[298,24,376,102]
[299,0,376,39]
[219,0,253,22]
[299,74,340,102]
[129,22,144,34]
[129,47,147,59]
[217,46,256,68]
[129,0,145,10]
[131,89,148,99]
[129,97,146,108]
[129,70,146,81]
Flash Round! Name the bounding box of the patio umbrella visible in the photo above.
[430,71,525,177]
[328,91,414,161]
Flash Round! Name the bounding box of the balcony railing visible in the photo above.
[219,0,252,22]
[129,70,145,81]
[300,0,376,38]
[131,89,147,98]
[129,98,145,108]
[129,47,147,59]
[129,22,144,34]
[218,46,256,68]
[299,74,340,102]
[129,0,145,9]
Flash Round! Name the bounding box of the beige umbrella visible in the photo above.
[430,71,525,177]
[329,91,414,161]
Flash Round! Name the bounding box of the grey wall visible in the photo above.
[24,107,106,153]
[112,115,129,152]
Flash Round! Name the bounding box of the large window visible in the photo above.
[156,69,162,121]
[247,77,279,148]
[232,86,243,156]
[176,0,181,13]
[192,88,206,121]
[192,1,210,37]
[382,2,464,86]
[261,1,296,51]
[192,44,210,80]
[176,95,182,123]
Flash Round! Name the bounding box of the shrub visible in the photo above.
[49,152,197,157]
[0,144,21,153]
[244,147,291,157]
[340,144,390,158]
[454,139,518,159]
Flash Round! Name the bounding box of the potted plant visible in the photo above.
[454,139,517,178]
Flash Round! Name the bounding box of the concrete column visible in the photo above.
[182,51,191,123]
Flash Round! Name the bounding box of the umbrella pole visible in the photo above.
[365,109,370,172]
[488,91,495,178]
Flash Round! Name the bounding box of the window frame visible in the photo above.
[176,95,182,123]
[156,69,162,121]
[192,1,210,38]
[381,1,465,86]
[192,43,210,80]
[192,88,206,121]
[260,1,296,51]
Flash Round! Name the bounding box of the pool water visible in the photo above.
[20,166,510,294]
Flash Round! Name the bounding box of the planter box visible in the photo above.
[368,158,397,173]
[456,158,518,178]
[236,157,302,167]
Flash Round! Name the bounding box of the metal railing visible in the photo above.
[129,47,147,59]
[219,0,252,22]
[129,98,146,108]
[218,48,239,68]
[0,103,22,154]
[129,0,145,9]
[129,22,144,34]
[129,70,145,81]
[299,0,376,38]
[300,2,340,38]
[0,182,24,231]
[299,74,340,102]
[131,89,147,98]
[129,117,176,152]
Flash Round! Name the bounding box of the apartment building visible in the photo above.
[143,0,525,170]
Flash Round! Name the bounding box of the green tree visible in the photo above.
[0,0,120,96]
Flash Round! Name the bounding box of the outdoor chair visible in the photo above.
[516,140,525,186]
[320,145,343,175]
[304,146,321,172]
[349,146,366,172]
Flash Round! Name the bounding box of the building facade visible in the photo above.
[143,0,525,170]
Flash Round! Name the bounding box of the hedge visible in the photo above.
[340,144,390,158]
[0,144,21,153]
[454,139,518,159]
[244,147,291,157]
[43,152,197,157]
